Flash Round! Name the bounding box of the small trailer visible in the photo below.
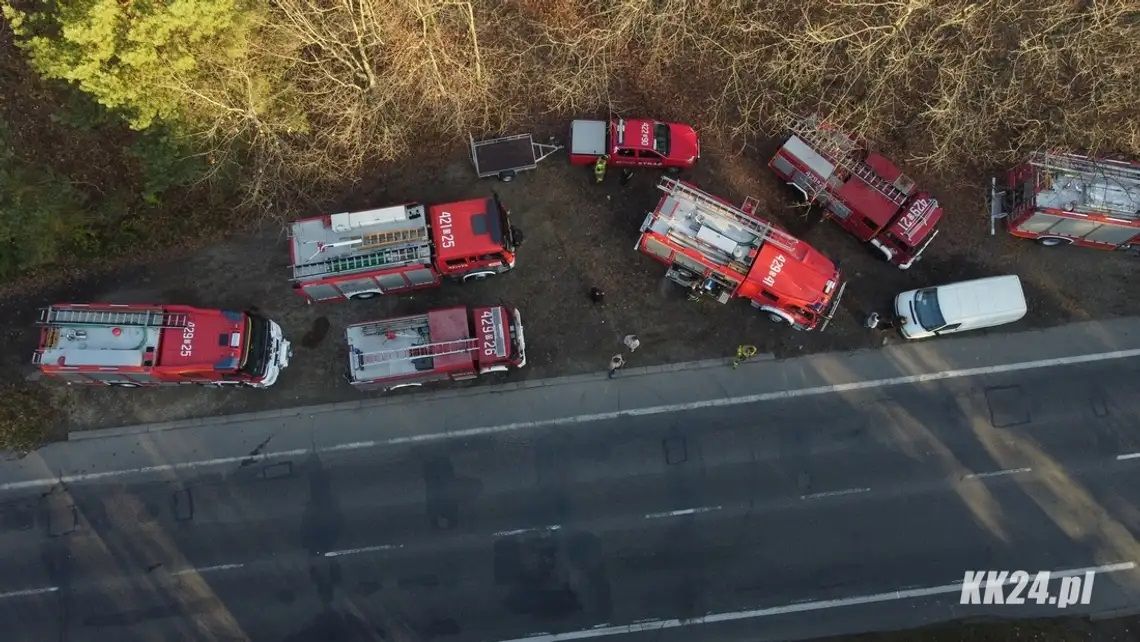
[469,132,563,182]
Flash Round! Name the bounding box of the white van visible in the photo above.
[894,275,1027,339]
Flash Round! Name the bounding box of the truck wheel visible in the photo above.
[113,382,141,388]
[666,166,681,175]
[350,292,379,300]
[499,170,516,182]
[767,313,787,324]
[1037,237,1069,247]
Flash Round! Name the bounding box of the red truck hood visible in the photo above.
[668,123,700,163]
[886,194,942,245]
[741,243,839,309]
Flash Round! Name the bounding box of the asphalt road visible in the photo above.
[1,319,1140,641]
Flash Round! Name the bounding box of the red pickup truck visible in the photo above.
[568,118,700,170]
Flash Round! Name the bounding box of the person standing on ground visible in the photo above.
[608,353,625,378]
[864,312,881,329]
[623,334,640,352]
[620,168,634,186]
[594,154,609,183]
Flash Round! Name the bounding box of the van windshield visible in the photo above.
[913,288,946,331]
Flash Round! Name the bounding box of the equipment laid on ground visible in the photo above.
[288,194,523,302]
[345,305,526,391]
[469,132,563,181]
[989,151,1140,250]
[569,117,700,171]
[33,303,291,387]
[636,177,847,331]
[769,114,943,269]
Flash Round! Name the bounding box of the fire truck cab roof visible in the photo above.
[426,197,509,264]
[36,304,247,371]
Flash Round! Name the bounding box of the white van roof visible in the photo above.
[935,275,1027,322]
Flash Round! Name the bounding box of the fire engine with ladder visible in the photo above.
[345,305,526,391]
[289,194,522,302]
[769,115,943,269]
[33,303,291,387]
[990,151,1140,250]
[637,177,847,331]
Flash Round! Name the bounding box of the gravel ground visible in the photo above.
[1,131,1136,433]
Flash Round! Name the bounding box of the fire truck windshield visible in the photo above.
[239,314,271,377]
[654,123,670,155]
[913,287,946,331]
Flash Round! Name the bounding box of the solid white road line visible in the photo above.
[800,488,871,500]
[643,506,722,519]
[0,586,59,600]
[496,561,1138,642]
[1117,452,1140,461]
[323,544,403,557]
[494,525,562,537]
[963,467,1032,480]
[4,348,1139,491]
[171,562,245,576]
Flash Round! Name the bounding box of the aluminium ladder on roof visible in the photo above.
[294,243,429,279]
[356,338,480,367]
[38,307,190,328]
[657,177,801,255]
[788,115,911,207]
[1030,152,1140,186]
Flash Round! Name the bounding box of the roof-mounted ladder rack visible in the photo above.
[356,338,480,366]
[788,115,911,207]
[1030,151,1140,185]
[657,177,801,254]
[38,307,190,328]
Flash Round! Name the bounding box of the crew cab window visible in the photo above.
[617,149,636,157]
[445,258,467,267]
[641,149,663,160]
[654,123,670,155]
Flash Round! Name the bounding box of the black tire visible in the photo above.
[666,166,681,175]
[767,313,786,324]
[1037,237,1067,247]
[500,170,516,182]
[113,382,141,388]
[350,292,379,300]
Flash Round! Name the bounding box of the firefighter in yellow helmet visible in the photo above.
[594,154,609,183]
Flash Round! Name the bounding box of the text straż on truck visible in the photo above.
[288,194,522,302]
[33,303,291,388]
[770,114,943,269]
[636,177,846,331]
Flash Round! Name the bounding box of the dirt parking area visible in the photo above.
[1,131,1136,433]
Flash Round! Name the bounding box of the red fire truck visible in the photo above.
[345,305,526,391]
[990,151,1140,250]
[568,117,700,170]
[637,177,847,331]
[289,195,522,302]
[33,303,291,387]
[769,115,943,269]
